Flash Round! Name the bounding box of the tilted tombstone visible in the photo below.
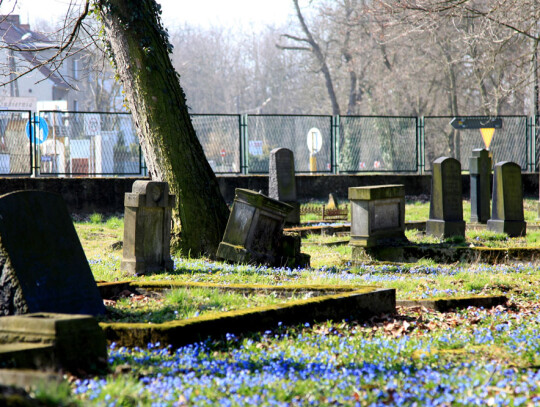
[426,157,465,239]
[348,185,407,252]
[121,180,175,275]
[487,161,526,237]
[216,188,294,266]
[268,148,300,225]
[469,148,492,223]
[0,191,105,316]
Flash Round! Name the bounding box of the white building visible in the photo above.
[0,14,88,111]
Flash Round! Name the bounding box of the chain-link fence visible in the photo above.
[423,116,529,172]
[246,115,333,173]
[37,111,142,176]
[0,110,32,175]
[338,116,418,173]
[191,114,241,174]
[1,110,537,176]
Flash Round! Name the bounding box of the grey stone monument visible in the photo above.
[0,191,105,316]
[469,148,492,223]
[121,180,175,275]
[426,157,465,239]
[348,184,407,250]
[216,188,294,266]
[487,161,526,237]
[269,147,300,225]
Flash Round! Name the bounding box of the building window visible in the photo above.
[73,100,78,111]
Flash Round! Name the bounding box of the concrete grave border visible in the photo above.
[97,281,395,348]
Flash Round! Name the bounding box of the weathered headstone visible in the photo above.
[469,148,492,223]
[327,193,340,210]
[487,161,526,237]
[121,180,175,275]
[426,157,465,238]
[0,191,105,316]
[348,184,407,250]
[269,148,300,225]
[217,188,303,266]
[0,313,107,374]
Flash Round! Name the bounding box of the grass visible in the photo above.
[61,205,540,406]
[100,287,309,323]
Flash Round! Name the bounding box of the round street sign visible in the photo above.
[307,127,322,154]
[25,117,49,145]
[220,148,226,158]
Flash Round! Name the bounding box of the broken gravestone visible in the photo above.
[269,147,300,225]
[426,157,465,239]
[487,161,526,237]
[0,191,105,316]
[121,180,175,275]
[217,188,309,267]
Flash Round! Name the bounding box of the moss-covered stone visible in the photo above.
[398,295,507,312]
[100,287,395,348]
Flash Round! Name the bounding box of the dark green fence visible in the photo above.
[0,111,536,176]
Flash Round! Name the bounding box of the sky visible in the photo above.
[0,0,296,31]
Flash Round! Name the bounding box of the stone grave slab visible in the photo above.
[121,180,176,275]
[0,313,107,374]
[269,148,300,225]
[426,157,465,238]
[0,191,105,316]
[487,161,526,237]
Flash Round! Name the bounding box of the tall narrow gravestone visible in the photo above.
[426,157,465,239]
[121,180,175,275]
[469,148,491,223]
[0,191,105,316]
[487,161,526,237]
[269,148,300,225]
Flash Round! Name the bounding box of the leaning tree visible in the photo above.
[11,0,231,257]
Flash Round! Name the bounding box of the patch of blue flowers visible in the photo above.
[73,307,540,406]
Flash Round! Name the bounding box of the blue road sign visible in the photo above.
[26,117,49,144]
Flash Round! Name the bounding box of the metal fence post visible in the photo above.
[241,114,248,174]
[417,116,424,174]
[331,115,340,174]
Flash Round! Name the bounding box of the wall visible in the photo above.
[0,174,536,214]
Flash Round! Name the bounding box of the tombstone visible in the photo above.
[121,180,175,275]
[327,193,340,210]
[0,313,107,374]
[268,148,300,225]
[216,188,294,266]
[426,157,465,239]
[348,184,407,249]
[0,191,105,316]
[469,148,492,223]
[487,161,526,237]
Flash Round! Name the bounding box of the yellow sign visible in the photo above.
[480,128,495,149]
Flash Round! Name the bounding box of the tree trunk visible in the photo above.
[95,0,229,257]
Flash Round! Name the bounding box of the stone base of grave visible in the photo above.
[0,313,108,374]
[284,201,301,225]
[121,258,174,276]
[470,215,488,224]
[487,219,526,237]
[426,219,465,239]
[217,238,310,268]
[350,232,408,248]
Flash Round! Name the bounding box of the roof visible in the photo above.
[0,15,70,90]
